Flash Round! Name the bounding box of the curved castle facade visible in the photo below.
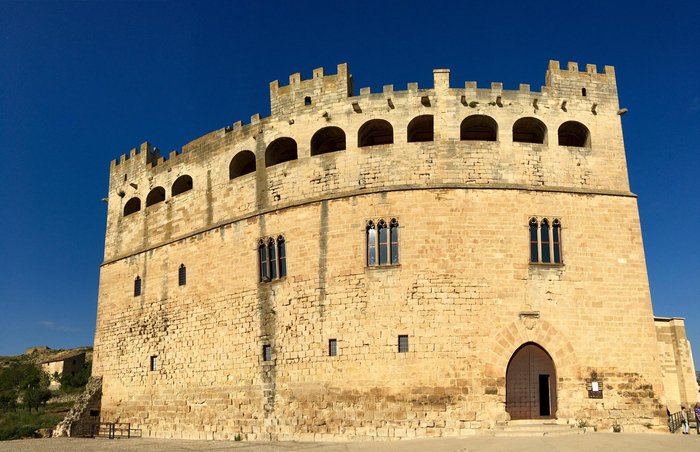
[92,61,698,440]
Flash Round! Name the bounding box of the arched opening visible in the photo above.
[558,121,590,147]
[513,117,547,144]
[229,150,256,179]
[171,175,193,197]
[460,115,498,141]
[146,187,165,207]
[407,115,434,142]
[265,137,298,167]
[506,342,557,420]
[311,127,346,156]
[358,119,393,147]
[123,197,141,216]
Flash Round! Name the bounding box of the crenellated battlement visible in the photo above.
[109,60,619,181]
[269,63,353,117]
[106,60,628,256]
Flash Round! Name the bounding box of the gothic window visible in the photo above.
[258,240,268,281]
[390,218,399,264]
[178,264,186,286]
[123,197,141,216]
[541,219,551,263]
[529,217,563,264]
[367,218,399,267]
[134,276,142,296]
[267,238,277,280]
[529,218,539,263]
[277,236,287,278]
[366,221,377,266]
[552,219,562,263]
[378,220,388,265]
[258,235,287,282]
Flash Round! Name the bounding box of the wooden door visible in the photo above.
[506,343,557,420]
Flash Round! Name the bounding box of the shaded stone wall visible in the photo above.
[655,317,700,410]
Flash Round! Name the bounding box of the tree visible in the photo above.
[23,387,51,412]
[0,390,17,413]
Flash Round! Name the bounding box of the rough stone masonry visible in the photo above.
[92,61,699,441]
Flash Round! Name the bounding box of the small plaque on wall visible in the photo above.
[586,381,603,399]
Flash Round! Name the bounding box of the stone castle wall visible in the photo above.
[93,61,673,440]
[655,318,700,410]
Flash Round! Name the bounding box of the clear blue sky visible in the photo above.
[1,1,698,358]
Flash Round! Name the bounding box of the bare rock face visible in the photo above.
[53,376,102,438]
[34,428,53,438]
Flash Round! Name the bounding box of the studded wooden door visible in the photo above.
[506,343,557,420]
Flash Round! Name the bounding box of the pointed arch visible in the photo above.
[506,342,558,419]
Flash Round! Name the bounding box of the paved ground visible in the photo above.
[0,433,698,452]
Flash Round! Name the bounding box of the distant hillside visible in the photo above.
[0,347,93,369]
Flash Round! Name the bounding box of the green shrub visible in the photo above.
[59,362,91,392]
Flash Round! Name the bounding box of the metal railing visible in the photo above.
[668,409,697,433]
[90,422,141,439]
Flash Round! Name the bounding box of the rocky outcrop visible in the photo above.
[53,376,102,437]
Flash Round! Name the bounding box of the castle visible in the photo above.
[92,61,698,440]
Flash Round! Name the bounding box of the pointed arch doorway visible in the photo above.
[506,342,557,420]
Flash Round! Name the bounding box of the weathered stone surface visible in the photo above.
[91,61,696,441]
[53,377,102,437]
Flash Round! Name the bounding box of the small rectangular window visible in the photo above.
[328,339,337,356]
[134,277,142,297]
[262,345,272,362]
[149,355,158,371]
[398,335,409,353]
[178,264,187,286]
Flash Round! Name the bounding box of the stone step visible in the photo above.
[491,420,584,437]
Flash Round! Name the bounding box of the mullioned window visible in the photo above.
[367,218,399,267]
[529,217,562,264]
[258,235,287,282]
